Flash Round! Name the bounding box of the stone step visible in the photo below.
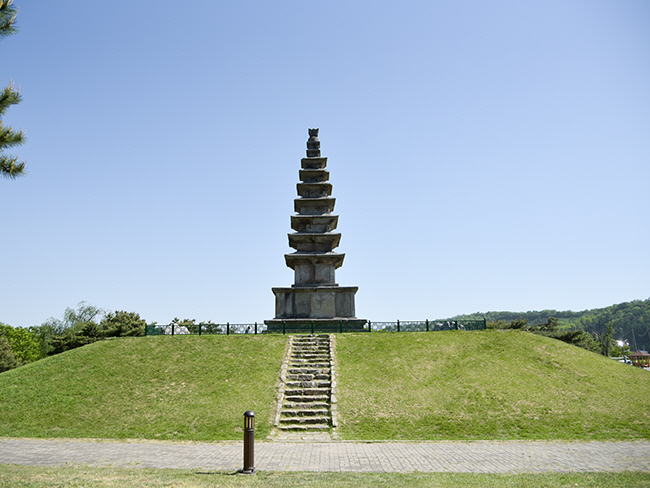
[288,368,330,375]
[291,354,329,359]
[279,416,331,425]
[281,409,329,417]
[291,350,330,355]
[284,388,330,396]
[290,360,331,367]
[286,381,331,388]
[282,402,330,410]
[274,334,335,438]
[285,395,329,403]
[286,373,331,381]
[287,374,316,381]
[277,424,330,431]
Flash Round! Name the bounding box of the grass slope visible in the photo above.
[0,335,287,440]
[335,330,650,440]
[1,331,649,441]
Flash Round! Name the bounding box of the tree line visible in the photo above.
[0,303,149,373]
[453,298,650,354]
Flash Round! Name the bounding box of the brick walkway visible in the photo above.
[1,438,649,473]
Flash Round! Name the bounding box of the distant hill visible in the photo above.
[451,298,650,351]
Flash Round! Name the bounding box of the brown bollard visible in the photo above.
[241,411,255,474]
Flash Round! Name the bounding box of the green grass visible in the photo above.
[1,331,649,441]
[1,465,649,488]
[0,335,287,440]
[335,330,650,440]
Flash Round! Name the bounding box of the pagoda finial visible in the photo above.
[306,128,320,157]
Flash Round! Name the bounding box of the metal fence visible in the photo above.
[369,319,487,332]
[145,322,268,336]
[145,319,486,336]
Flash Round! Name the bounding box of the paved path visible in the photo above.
[1,438,649,473]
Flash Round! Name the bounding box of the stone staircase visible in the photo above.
[273,334,337,439]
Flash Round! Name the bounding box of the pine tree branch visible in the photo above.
[0,0,18,39]
[0,154,26,179]
[0,2,26,180]
[0,122,24,149]
[0,83,21,116]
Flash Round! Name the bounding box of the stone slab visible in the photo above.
[270,287,359,320]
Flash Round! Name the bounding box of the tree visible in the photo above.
[32,304,153,356]
[0,0,26,179]
[99,311,146,337]
[39,302,106,355]
[0,334,20,372]
[601,321,615,357]
[0,322,39,363]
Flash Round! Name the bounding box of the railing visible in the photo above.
[369,319,487,332]
[145,319,486,336]
[145,322,267,336]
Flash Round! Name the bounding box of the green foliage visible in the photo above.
[487,318,599,352]
[0,334,19,372]
[546,329,599,352]
[0,1,25,179]
[34,304,153,355]
[487,318,528,330]
[0,322,39,364]
[600,321,615,356]
[0,0,18,38]
[99,311,146,337]
[41,302,106,355]
[28,303,153,357]
[578,299,650,352]
[454,298,650,352]
[509,318,528,330]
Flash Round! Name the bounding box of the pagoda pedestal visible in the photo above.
[265,129,366,332]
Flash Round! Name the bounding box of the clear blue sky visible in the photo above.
[2,1,649,327]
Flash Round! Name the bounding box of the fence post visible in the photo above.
[254,322,258,335]
[172,323,175,336]
[426,319,429,332]
[311,321,314,334]
[368,320,372,332]
[282,321,286,335]
[483,318,487,330]
[397,320,400,333]
[339,320,343,333]
[199,323,202,336]
[227,322,230,335]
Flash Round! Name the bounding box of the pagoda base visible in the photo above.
[264,318,368,333]
[269,286,359,320]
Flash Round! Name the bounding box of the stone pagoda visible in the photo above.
[265,129,366,331]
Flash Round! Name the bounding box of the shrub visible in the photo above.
[0,335,19,372]
[0,323,40,364]
[99,311,146,337]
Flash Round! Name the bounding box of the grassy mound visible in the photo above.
[0,335,287,440]
[1,331,648,441]
[335,330,650,440]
